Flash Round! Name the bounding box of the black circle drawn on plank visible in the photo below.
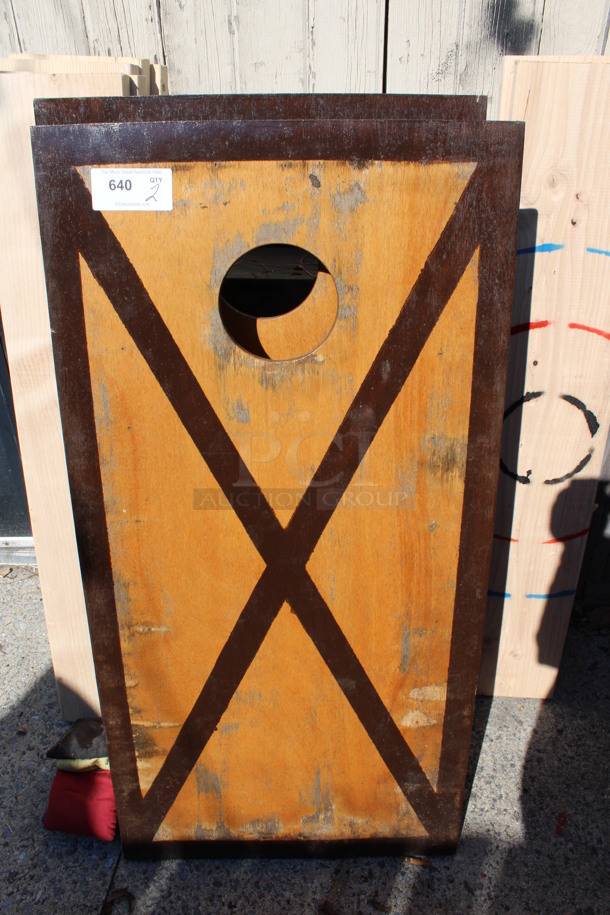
[499,391,599,485]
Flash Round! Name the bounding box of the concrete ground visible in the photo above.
[0,566,608,914]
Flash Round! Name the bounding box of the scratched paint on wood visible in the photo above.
[158,0,384,93]
[80,160,477,840]
[2,1,610,104]
[386,0,545,118]
[32,115,522,847]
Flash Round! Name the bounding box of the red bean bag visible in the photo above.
[43,769,117,842]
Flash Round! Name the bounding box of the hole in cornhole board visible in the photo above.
[219,243,338,360]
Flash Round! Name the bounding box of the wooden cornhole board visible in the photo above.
[32,114,523,853]
[29,94,483,722]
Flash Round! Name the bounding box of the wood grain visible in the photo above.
[6,52,151,95]
[0,71,132,719]
[481,58,610,698]
[8,0,90,55]
[306,0,384,92]
[500,54,609,114]
[160,0,384,93]
[537,0,610,55]
[0,2,20,56]
[77,158,478,841]
[2,0,610,100]
[8,52,160,99]
[8,51,142,73]
[79,0,163,64]
[150,63,169,95]
[386,0,544,119]
[31,114,521,848]
[4,0,164,62]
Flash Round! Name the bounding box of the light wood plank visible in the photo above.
[0,71,132,719]
[386,0,544,119]
[481,59,610,698]
[150,63,169,95]
[5,52,142,75]
[12,53,152,94]
[500,54,608,115]
[538,0,610,55]
[9,0,90,55]
[124,73,149,96]
[3,56,149,96]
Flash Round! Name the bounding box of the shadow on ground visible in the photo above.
[1,566,609,914]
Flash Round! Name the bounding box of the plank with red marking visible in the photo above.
[481,57,610,699]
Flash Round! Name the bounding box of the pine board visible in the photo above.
[5,52,151,94]
[8,51,143,73]
[0,71,133,719]
[150,63,169,95]
[480,58,610,698]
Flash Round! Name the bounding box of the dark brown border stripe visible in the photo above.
[72,164,482,841]
[140,564,287,827]
[72,174,279,558]
[436,160,523,835]
[284,165,483,556]
[34,118,505,168]
[34,93,487,127]
[39,179,145,824]
[288,571,437,811]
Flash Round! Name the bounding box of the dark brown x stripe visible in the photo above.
[71,164,482,841]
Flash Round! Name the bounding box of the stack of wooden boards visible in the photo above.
[0,53,168,96]
[30,94,522,851]
[0,55,168,720]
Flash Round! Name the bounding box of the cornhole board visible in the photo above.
[32,115,523,853]
[33,92,487,126]
[30,94,484,722]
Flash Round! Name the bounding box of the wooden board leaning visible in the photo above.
[481,58,610,698]
[31,113,522,850]
[0,69,136,719]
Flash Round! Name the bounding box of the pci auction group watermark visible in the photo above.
[193,487,411,511]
